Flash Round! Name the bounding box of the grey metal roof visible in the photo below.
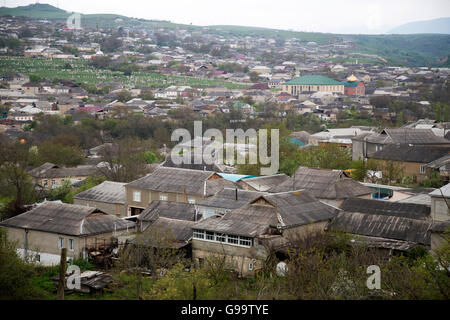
[270,167,372,199]
[29,162,58,177]
[366,129,450,145]
[194,190,337,237]
[240,174,290,192]
[198,188,265,210]
[370,144,449,163]
[74,181,126,204]
[328,211,431,245]
[430,220,450,233]
[162,151,225,172]
[193,215,269,238]
[397,193,431,206]
[425,153,450,169]
[29,163,97,179]
[340,198,430,220]
[147,217,196,242]
[429,183,450,197]
[126,167,235,197]
[0,202,133,236]
[138,201,197,222]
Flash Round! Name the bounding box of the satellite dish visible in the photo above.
[276,262,288,277]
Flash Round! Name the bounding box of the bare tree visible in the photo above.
[96,138,151,182]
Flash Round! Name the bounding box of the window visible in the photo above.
[193,230,253,247]
[133,191,141,202]
[193,230,205,239]
[228,235,239,245]
[51,180,56,188]
[420,166,426,174]
[160,193,168,201]
[36,254,40,262]
[43,180,48,187]
[188,197,196,204]
[69,239,74,251]
[240,236,252,247]
[58,237,65,249]
[216,234,226,243]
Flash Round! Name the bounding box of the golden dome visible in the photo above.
[347,74,358,82]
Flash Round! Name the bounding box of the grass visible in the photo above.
[0,57,247,89]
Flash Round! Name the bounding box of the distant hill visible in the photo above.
[390,17,450,35]
[0,3,71,19]
[1,3,450,67]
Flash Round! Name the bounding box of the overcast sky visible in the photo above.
[3,0,450,34]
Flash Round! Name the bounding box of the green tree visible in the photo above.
[435,102,443,122]
[0,137,37,220]
[249,72,260,83]
[139,89,154,100]
[116,90,132,103]
[29,74,42,84]
[143,151,159,164]
[37,141,85,167]
[380,160,405,185]
[0,229,40,299]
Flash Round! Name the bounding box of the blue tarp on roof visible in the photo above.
[288,137,306,146]
[217,173,256,182]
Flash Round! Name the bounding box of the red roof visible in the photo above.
[249,83,269,90]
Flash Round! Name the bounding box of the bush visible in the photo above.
[0,229,41,299]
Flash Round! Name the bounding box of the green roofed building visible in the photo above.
[282,75,345,96]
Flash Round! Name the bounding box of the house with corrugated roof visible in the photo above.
[29,163,97,190]
[352,128,450,161]
[124,167,236,216]
[192,190,338,276]
[136,201,199,249]
[0,202,134,265]
[368,144,449,182]
[269,167,373,207]
[74,181,127,217]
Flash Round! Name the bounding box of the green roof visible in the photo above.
[283,75,343,86]
[342,81,360,88]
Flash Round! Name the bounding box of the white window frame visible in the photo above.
[192,230,253,248]
[187,197,196,204]
[206,231,215,241]
[68,239,74,251]
[227,234,239,245]
[193,230,205,239]
[58,237,65,249]
[133,191,141,202]
[239,236,252,247]
[420,165,426,174]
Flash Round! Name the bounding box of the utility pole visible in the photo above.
[57,248,67,300]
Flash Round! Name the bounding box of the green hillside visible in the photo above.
[0,3,71,19]
[1,3,450,67]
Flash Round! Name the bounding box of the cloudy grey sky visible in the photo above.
[3,0,450,34]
